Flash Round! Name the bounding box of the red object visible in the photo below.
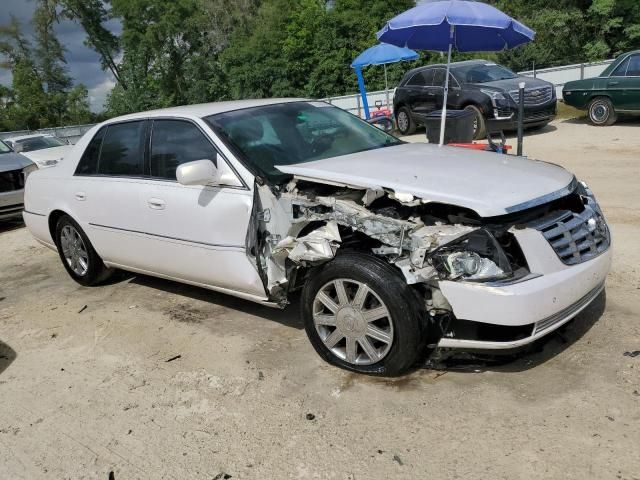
[448,142,512,152]
[371,108,392,118]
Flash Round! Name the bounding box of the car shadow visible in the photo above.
[426,290,607,373]
[128,273,304,330]
[561,115,640,126]
[0,340,17,377]
[0,219,25,234]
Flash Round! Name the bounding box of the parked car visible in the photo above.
[0,139,37,220]
[393,60,557,138]
[3,134,73,168]
[563,50,640,126]
[23,100,611,375]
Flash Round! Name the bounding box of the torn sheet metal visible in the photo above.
[274,221,341,264]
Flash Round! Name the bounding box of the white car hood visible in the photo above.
[21,145,73,165]
[276,142,575,217]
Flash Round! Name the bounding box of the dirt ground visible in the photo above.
[1,117,639,480]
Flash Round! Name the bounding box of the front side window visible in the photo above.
[626,55,640,76]
[206,102,402,183]
[150,120,218,180]
[97,121,147,176]
[432,69,445,87]
[13,136,66,153]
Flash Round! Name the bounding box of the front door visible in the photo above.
[138,118,266,297]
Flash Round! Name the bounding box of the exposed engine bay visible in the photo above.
[247,177,596,316]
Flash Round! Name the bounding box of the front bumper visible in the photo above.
[486,101,557,131]
[0,189,25,220]
[437,226,612,350]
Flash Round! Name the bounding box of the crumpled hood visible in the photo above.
[0,152,35,172]
[21,145,72,165]
[276,142,575,217]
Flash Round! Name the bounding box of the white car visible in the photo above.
[22,99,612,375]
[0,140,37,220]
[4,134,73,168]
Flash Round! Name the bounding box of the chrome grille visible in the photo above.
[509,86,553,106]
[532,201,610,265]
[0,169,25,193]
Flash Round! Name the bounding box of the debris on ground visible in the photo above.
[306,413,315,421]
[258,371,264,381]
[77,305,87,314]
[623,351,640,358]
[165,355,181,363]
[212,473,232,480]
[393,454,404,466]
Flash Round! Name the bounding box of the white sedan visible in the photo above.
[4,134,73,168]
[23,99,611,375]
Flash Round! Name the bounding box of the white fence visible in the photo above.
[0,58,617,142]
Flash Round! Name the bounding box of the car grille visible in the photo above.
[509,86,553,106]
[0,169,25,193]
[532,201,610,266]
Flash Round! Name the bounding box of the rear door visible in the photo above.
[404,69,435,117]
[621,54,640,110]
[72,119,152,270]
[606,56,630,108]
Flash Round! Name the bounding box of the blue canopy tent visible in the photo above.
[377,0,534,145]
[351,43,418,119]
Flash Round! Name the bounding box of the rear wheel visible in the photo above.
[588,97,617,126]
[396,106,416,135]
[464,104,486,140]
[302,252,428,376]
[55,215,113,286]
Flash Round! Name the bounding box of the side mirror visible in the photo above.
[176,159,219,186]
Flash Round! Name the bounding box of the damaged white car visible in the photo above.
[23,99,612,375]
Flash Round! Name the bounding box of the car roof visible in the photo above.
[107,98,310,124]
[401,59,489,80]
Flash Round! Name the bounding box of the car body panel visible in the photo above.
[0,150,35,220]
[276,142,574,217]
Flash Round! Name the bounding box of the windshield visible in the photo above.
[0,140,11,154]
[206,101,402,182]
[453,63,518,83]
[14,136,66,152]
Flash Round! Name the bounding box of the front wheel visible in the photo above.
[55,215,113,286]
[588,97,617,126]
[464,104,486,140]
[301,253,428,376]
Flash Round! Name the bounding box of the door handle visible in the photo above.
[75,192,86,201]
[608,81,619,86]
[147,198,166,210]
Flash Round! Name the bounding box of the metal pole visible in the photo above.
[517,81,525,156]
[384,64,390,110]
[354,66,370,119]
[439,25,454,147]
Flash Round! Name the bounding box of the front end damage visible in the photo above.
[247,175,611,351]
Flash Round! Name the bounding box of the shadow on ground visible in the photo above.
[427,290,607,373]
[0,340,17,377]
[0,219,24,234]
[561,115,640,126]
[129,273,304,330]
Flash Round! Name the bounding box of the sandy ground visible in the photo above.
[1,117,639,479]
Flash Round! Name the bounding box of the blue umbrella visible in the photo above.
[377,0,535,145]
[351,43,419,119]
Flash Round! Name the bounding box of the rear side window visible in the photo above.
[150,120,218,180]
[611,57,629,77]
[97,121,147,176]
[75,127,105,175]
[627,55,640,76]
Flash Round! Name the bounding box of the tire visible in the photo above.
[464,104,486,140]
[396,106,416,135]
[55,214,113,286]
[588,97,617,126]
[301,252,428,376]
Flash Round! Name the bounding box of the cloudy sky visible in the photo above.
[0,2,120,112]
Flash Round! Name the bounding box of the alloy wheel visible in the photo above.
[312,279,394,365]
[397,111,409,132]
[60,225,89,276]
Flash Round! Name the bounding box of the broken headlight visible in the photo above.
[429,229,512,282]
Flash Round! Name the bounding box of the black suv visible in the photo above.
[393,60,557,138]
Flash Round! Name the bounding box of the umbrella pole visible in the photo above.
[439,25,454,147]
[355,66,370,119]
[384,64,390,110]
